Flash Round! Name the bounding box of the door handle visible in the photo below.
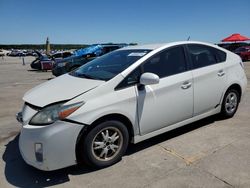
[217,70,225,77]
[181,81,192,89]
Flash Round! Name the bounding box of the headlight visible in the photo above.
[29,102,84,125]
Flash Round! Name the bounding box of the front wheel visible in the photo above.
[220,89,240,118]
[79,120,129,168]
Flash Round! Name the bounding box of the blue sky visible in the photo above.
[0,0,249,44]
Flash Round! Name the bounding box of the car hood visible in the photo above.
[23,74,105,107]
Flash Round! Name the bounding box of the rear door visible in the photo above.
[187,44,227,116]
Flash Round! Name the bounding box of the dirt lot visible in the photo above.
[0,56,250,188]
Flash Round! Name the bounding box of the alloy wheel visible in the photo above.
[91,127,123,161]
[225,92,238,114]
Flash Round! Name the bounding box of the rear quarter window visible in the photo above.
[214,48,227,63]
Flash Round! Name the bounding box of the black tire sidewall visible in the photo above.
[81,120,129,168]
[221,89,240,118]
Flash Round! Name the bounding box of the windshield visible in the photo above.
[70,49,151,81]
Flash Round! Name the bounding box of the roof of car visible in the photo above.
[122,44,166,50]
[93,44,128,47]
[121,41,220,51]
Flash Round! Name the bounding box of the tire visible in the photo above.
[79,120,129,168]
[220,89,240,118]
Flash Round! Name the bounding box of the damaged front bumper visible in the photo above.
[16,112,23,124]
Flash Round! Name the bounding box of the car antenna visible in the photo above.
[187,36,190,41]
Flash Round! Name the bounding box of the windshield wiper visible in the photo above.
[70,71,107,81]
[78,73,107,81]
[78,73,96,79]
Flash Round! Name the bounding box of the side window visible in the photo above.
[187,44,218,69]
[142,46,187,78]
[53,53,62,59]
[63,52,72,58]
[214,48,227,63]
[115,46,187,90]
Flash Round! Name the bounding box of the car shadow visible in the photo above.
[27,69,46,72]
[2,135,97,187]
[39,78,54,81]
[3,115,220,187]
[126,115,220,155]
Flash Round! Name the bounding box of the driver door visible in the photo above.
[136,46,193,135]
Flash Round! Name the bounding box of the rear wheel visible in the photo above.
[220,89,240,118]
[79,120,129,168]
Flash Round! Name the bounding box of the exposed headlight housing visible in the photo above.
[29,101,84,125]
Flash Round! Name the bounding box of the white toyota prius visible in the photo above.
[16,41,247,171]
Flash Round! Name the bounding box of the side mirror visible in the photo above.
[140,72,159,85]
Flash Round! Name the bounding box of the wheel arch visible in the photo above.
[75,113,135,163]
[224,83,242,102]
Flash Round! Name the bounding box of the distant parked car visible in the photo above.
[17,41,247,171]
[25,50,37,56]
[30,51,53,70]
[0,50,4,56]
[218,42,248,52]
[234,46,250,61]
[52,44,127,76]
[8,50,26,57]
[30,51,73,70]
[51,51,73,59]
[0,49,11,56]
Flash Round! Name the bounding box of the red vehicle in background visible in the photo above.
[234,46,250,61]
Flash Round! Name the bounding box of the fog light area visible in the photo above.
[35,143,43,162]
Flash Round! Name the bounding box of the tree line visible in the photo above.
[0,43,138,50]
[0,44,88,50]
